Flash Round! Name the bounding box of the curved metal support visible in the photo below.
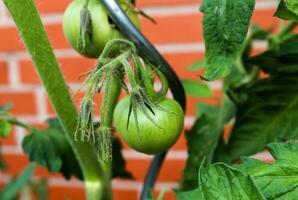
[101,0,186,199]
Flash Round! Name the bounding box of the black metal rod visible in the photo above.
[101,0,186,199]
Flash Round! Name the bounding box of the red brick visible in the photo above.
[35,0,71,14]
[0,28,24,52]
[0,127,17,145]
[19,57,96,84]
[49,186,85,200]
[0,92,37,115]
[170,131,186,150]
[142,14,203,44]
[252,9,279,29]
[0,61,9,85]
[34,0,201,14]
[223,124,232,144]
[259,71,270,79]
[1,9,279,53]
[0,24,69,52]
[162,191,177,200]
[49,186,139,200]
[3,153,70,179]
[0,15,203,52]
[137,0,200,7]
[164,52,204,80]
[126,158,185,182]
[35,166,65,179]
[2,154,29,176]
[186,93,221,117]
[1,123,46,146]
[113,189,138,200]
[153,190,177,200]
[18,60,39,84]
[46,89,104,115]
[19,52,202,84]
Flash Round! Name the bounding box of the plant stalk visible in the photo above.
[3,0,107,199]
[97,69,122,200]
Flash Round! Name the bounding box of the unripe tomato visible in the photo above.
[113,97,184,154]
[63,0,140,58]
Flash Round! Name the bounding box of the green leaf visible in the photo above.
[249,36,298,75]
[182,104,219,190]
[188,60,205,71]
[181,80,213,97]
[178,162,265,200]
[174,189,202,200]
[238,142,298,199]
[199,163,265,200]
[0,164,35,200]
[221,37,298,162]
[0,120,12,138]
[275,0,298,21]
[223,75,298,162]
[22,118,83,180]
[23,118,131,180]
[200,0,255,80]
[183,95,236,190]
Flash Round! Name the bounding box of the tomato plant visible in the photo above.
[3,0,298,200]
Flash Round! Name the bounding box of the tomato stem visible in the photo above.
[138,61,157,101]
[155,69,169,102]
[3,0,110,199]
[98,68,121,163]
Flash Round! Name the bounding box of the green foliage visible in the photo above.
[238,142,298,199]
[178,142,298,200]
[175,189,202,200]
[275,0,298,20]
[22,118,132,180]
[181,80,212,97]
[182,93,236,190]
[22,118,83,180]
[249,36,298,75]
[200,0,255,80]
[22,118,131,180]
[220,36,298,162]
[187,60,205,71]
[181,104,219,190]
[0,164,35,200]
[177,161,265,200]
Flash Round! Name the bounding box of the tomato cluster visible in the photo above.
[63,0,184,155]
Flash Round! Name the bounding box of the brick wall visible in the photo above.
[0,0,277,199]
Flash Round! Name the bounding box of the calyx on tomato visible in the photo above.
[63,0,140,58]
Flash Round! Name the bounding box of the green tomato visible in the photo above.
[63,0,140,58]
[113,97,184,154]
